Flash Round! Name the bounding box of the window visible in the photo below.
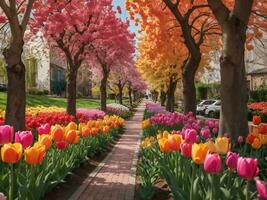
[203,100,215,105]
[215,101,221,106]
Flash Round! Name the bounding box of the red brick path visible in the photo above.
[71,103,145,200]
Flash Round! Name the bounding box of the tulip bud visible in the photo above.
[15,131,33,149]
[253,116,261,125]
[237,157,259,180]
[25,142,46,165]
[39,135,52,150]
[180,143,192,158]
[51,125,65,142]
[201,128,211,140]
[192,143,208,165]
[225,152,239,170]
[204,154,221,174]
[215,137,230,154]
[0,125,14,145]
[1,143,23,164]
[184,129,198,144]
[256,180,267,200]
[37,123,51,135]
[0,192,6,200]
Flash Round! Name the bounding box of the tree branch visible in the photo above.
[207,0,230,27]
[21,0,35,33]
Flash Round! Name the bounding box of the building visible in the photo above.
[247,68,267,91]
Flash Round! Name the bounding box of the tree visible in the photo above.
[32,0,116,115]
[127,0,219,114]
[207,0,267,140]
[89,16,135,111]
[0,0,35,131]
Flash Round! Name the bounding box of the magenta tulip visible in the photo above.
[38,123,51,135]
[256,180,267,200]
[201,128,211,140]
[225,152,239,170]
[15,131,33,149]
[184,129,198,144]
[0,125,14,144]
[204,153,221,174]
[0,193,6,200]
[212,127,218,135]
[237,157,259,180]
[180,143,192,158]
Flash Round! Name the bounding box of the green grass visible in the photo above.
[0,92,114,110]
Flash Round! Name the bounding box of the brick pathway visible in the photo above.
[70,102,145,200]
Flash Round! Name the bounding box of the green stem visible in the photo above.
[190,164,196,200]
[211,175,215,200]
[9,164,14,200]
[246,180,250,200]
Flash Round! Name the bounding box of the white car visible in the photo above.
[197,100,217,115]
[205,100,221,118]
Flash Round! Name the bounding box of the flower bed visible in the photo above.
[144,101,168,119]
[106,103,133,119]
[139,112,267,200]
[248,102,267,123]
[0,115,124,200]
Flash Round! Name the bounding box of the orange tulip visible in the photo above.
[38,135,52,150]
[65,130,79,144]
[168,134,182,151]
[81,127,90,137]
[24,142,46,165]
[51,125,65,142]
[192,143,208,165]
[251,137,262,149]
[102,126,110,133]
[79,123,86,133]
[158,138,171,153]
[1,143,23,164]
[66,122,77,131]
[253,116,261,125]
[73,135,80,144]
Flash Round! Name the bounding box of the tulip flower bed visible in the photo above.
[143,101,168,119]
[138,112,267,200]
[106,103,133,119]
[248,102,267,123]
[0,115,124,200]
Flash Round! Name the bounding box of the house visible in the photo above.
[247,68,267,91]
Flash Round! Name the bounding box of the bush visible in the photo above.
[197,85,208,100]
[28,88,49,95]
[250,88,267,102]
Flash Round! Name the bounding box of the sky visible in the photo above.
[112,0,139,35]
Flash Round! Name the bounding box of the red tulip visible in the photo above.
[180,142,192,158]
[204,153,221,174]
[256,180,267,200]
[56,141,68,150]
[253,116,261,125]
[237,157,259,180]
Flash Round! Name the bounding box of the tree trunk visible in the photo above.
[100,65,109,112]
[182,56,200,115]
[128,86,133,107]
[118,80,123,105]
[219,17,249,140]
[160,90,166,106]
[4,55,26,131]
[67,68,78,116]
[166,77,177,112]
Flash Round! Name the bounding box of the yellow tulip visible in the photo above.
[215,137,230,154]
[1,143,23,164]
[192,143,208,165]
[205,140,216,153]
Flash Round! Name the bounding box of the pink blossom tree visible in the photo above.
[0,0,35,131]
[31,0,116,115]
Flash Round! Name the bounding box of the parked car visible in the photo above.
[205,100,221,118]
[197,99,218,115]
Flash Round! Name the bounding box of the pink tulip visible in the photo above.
[181,143,192,158]
[0,193,6,200]
[208,120,215,128]
[204,153,221,174]
[238,136,244,144]
[197,119,202,126]
[237,157,259,180]
[184,129,198,144]
[225,152,239,170]
[201,128,211,140]
[0,125,14,144]
[212,127,218,135]
[15,131,33,149]
[256,180,267,200]
[38,123,51,135]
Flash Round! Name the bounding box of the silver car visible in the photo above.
[197,100,217,115]
[204,100,221,118]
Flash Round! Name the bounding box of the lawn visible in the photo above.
[0,92,114,110]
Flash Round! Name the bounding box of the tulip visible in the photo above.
[247,133,256,145]
[225,152,239,170]
[0,193,6,200]
[215,137,230,154]
[1,143,23,163]
[158,138,171,153]
[251,137,262,149]
[168,134,182,152]
[181,142,192,158]
[51,125,65,142]
[212,128,218,135]
[65,121,77,132]
[256,180,267,200]
[238,136,244,144]
[65,130,80,144]
[259,124,267,135]
[38,135,52,150]
[0,125,14,144]
[37,123,51,135]
[192,143,208,165]
[201,128,211,140]
[237,157,258,180]
[56,141,68,150]
[25,142,46,165]
[73,135,80,144]
[205,140,216,153]
[253,116,261,125]
[15,131,33,149]
[184,129,198,144]
[204,153,221,174]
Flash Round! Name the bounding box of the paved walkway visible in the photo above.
[70,102,145,200]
